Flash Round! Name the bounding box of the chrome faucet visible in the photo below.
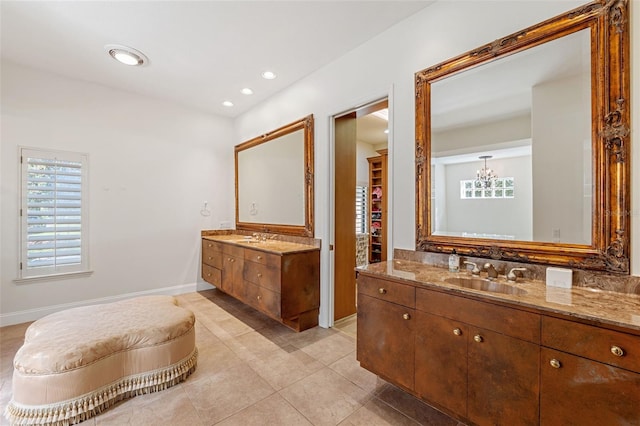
[463,261,480,275]
[507,267,528,282]
[483,263,498,279]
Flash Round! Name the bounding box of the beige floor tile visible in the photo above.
[216,393,313,426]
[279,367,372,426]
[339,397,422,425]
[95,385,202,426]
[185,341,244,384]
[225,329,288,362]
[298,331,356,366]
[184,363,275,424]
[376,383,461,425]
[248,344,324,390]
[329,352,385,394]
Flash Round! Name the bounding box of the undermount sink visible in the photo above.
[235,239,261,244]
[444,277,527,295]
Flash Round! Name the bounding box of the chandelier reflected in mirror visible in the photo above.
[475,155,497,188]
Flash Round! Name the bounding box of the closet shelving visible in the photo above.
[367,149,387,263]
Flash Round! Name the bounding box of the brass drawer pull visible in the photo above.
[206,273,211,277]
[207,256,212,261]
[453,328,462,336]
[229,258,235,262]
[257,273,262,278]
[474,335,483,343]
[403,313,411,320]
[208,243,212,248]
[257,295,262,300]
[378,288,387,294]
[257,255,262,260]
[550,359,562,369]
[611,346,625,357]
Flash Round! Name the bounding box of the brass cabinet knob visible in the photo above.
[611,346,625,357]
[208,243,212,248]
[229,258,234,262]
[257,273,262,278]
[550,359,562,369]
[378,288,387,294]
[473,335,483,343]
[207,256,212,260]
[207,273,211,277]
[403,313,411,320]
[453,328,462,336]
[257,255,262,260]
[257,295,262,300]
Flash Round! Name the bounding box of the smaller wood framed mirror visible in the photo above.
[235,115,314,237]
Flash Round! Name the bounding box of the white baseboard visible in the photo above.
[0,282,202,327]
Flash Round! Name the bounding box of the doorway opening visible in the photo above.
[333,98,389,326]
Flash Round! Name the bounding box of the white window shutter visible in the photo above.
[20,148,89,278]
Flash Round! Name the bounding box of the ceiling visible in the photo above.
[1,1,431,118]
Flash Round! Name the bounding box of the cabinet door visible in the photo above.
[222,255,243,296]
[467,327,540,426]
[415,311,467,417]
[357,294,415,390]
[541,348,640,425]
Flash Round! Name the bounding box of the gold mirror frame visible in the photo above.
[235,115,314,237]
[415,0,630,273]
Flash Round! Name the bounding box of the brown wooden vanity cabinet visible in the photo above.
[357,275,415,391]
[415,287,540,426]
[540,317,640,425]
[357,270,640,425]
[201,237,320,331]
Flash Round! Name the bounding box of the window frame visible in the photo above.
[18,147,91,280]
[355,185,368,234]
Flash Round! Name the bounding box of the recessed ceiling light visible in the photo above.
[105,44,148,66]
[241,88,254,95]
[261,71,277,80]
[222,101,234,107]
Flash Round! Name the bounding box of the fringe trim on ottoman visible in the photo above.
[4,348,198,426]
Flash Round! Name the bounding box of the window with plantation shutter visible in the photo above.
[355,185,368,234]
[20,148,89,278]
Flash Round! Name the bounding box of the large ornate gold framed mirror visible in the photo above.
[415,0,630,273]
[235,115,314,237]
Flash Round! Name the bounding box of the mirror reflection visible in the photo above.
[430,29,591,245]
[235,115,314,237]
[237,129,305,225]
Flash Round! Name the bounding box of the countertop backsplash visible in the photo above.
[394,248,640,296]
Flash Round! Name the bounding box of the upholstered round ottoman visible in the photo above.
[5,295,197,426]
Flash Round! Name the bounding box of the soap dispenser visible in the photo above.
[449,249,460,272]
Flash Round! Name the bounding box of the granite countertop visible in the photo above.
[203,234,319,255]
[358,260,640,333]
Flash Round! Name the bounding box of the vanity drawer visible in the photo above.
[243,261,281,292]
[244,248,280,267]
[542,316,640,373]
[222,243,245,258]
[202,240,223,268]
[416,288,540,343]
[243,280,281,320]
[202,264,221,286]
[358,275,415,308]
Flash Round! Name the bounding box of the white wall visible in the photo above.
[0,61,234,325]
[356,141,378,186]
[439,156,533,240]
[233,0,638,326]
[532,74,591,245]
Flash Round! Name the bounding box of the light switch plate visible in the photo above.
[546,267,572,289]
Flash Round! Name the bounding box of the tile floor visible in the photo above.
[0,289,466,425]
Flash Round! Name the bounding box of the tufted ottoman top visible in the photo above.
[14,295,195,375]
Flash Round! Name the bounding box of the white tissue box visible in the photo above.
[546,267,572,289]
